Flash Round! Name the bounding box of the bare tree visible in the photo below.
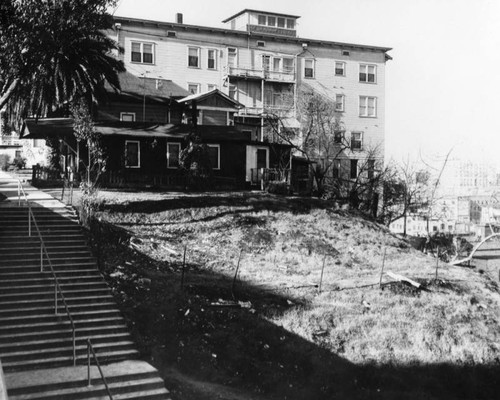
[263,88,349,196]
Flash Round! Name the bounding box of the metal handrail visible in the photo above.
[87,339,113,399]
[17,180,77,366]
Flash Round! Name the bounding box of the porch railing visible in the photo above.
[250,168,291,186]
[17,180,77,366]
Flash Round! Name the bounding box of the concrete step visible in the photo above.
[6,361,170,399]
[0,251,94,263]
[0,263,98,274]
[0,274,102,286]
[0,244,89,254]
[3,348,140,372]
[0,309,122,326]
[0,280,108,295]
[0,301,117,318]
[0,288,111,303]
[0,256,97,267]
[0,269,101,279]
[0,332,133,354]
[0,235,86,244]
[0,316,129,335]
[0,324,130,345]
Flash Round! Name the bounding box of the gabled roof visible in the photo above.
[177,89,244,109]
[105,71,190,103]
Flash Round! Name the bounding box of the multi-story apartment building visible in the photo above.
[111,9,391,179]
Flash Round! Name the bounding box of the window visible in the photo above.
[304,59,315,78]
[125,141,140,168]
[207,144,220,170]
[207,84,217,91]
[359,64,376,83]
[167,143,181,169]
[273,57,281,72]
[351,132,363,150]
[188,83,200,95]
[335,94,345,112]
[167,31,177,37]
[188,47,200,68]
[359,96,377,117]
[277,17,285,28]
[283,58,294,73]
[131,42,154,64]
[258,15,266,25]
[267,16,276,26]
[227,47,237,67]
[120,112,136,122]
[207,49,217,69]
[334,130,344,144]
[335,61,345,76]
[257,40,266,47]
[350,159,358,179]
[342,50,350,56]
[286,19,295,29]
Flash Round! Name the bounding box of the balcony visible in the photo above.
[225,65,295,83]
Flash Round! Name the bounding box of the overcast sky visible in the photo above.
[112,0,500,166]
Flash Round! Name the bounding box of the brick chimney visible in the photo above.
[176,13,183,24]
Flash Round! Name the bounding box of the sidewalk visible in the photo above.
[0,170,66,208]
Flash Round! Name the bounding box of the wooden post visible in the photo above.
[319,254,327,293]
[379,248,387,288]
[231,250,243,300]
[435,246,439,280]
[180,245,187,291]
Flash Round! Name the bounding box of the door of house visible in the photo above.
[257,149,267,170]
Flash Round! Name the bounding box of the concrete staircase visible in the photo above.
[0,203,170,399]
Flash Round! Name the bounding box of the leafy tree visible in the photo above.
[0,0,124,124]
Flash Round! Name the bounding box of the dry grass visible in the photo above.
[90,190,500,399]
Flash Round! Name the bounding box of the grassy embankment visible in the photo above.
[85,191,500,400]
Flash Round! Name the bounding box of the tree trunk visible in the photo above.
[0,79,19,111]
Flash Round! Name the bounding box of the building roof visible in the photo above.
[177,89,244,109]
[113,16,392,54]
[222,9,301,23]
[105,71,190,103]
[21,118,253,143]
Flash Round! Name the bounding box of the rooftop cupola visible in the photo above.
[222,9,300,37]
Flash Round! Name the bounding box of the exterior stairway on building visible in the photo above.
[0,172,170,399]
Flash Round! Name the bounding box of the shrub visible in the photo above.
[0,154,10,171]
[13,157,26,170]
[267,181,290,195]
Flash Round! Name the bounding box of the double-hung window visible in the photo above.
[207,144,220,170]
[304,59,315,78]
[167,143,181,169]
[335,94,345,112]
[359,96,377,117]
[207,49,217,70]
[359,64,376,83]
[131,42,154,64]
[188,47,200,68]
[351,132,363,150]
[335,61,345,76]
[125,140,140,168]
[188,83,200,95]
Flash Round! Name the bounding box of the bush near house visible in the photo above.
[0,154,10,171]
